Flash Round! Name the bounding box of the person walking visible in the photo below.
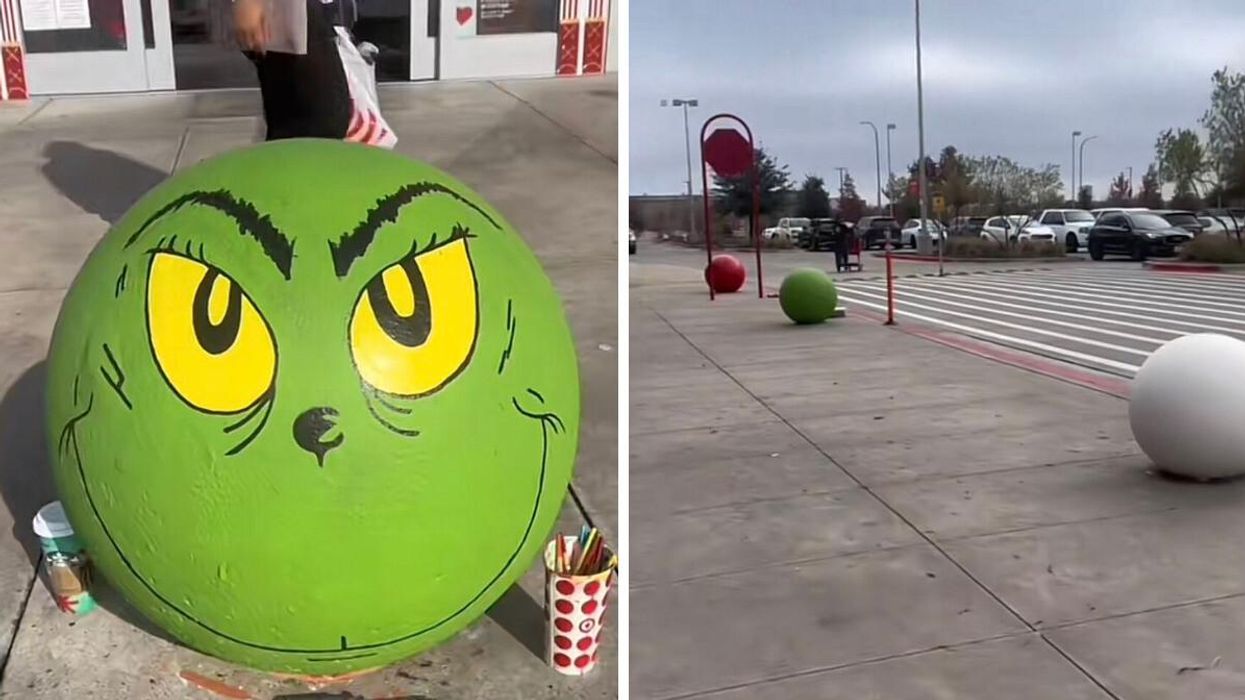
[233,0,351,141]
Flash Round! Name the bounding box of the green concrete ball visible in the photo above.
[779,268,838,324]
[45,140,580,675]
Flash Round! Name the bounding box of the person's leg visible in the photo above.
[248,51,299,141]
[286,0,351,139]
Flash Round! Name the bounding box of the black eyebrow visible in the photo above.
[328,182,500,278]
[123,190,294,280]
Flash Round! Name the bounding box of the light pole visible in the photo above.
[1071,130,1082,199]
[860,121,882,209]
[662,98,699,237]
[886,123,896,217]
[1077,135,1098,204]
[915,0,938,275]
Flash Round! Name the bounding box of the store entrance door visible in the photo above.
[20,0,174,94]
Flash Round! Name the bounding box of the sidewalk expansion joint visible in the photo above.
[489,81,617,165]
[0,559,40,684]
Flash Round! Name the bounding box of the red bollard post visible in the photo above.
[885,244,896,325]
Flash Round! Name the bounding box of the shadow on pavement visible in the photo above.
[0,362,55,570]
[485,583,546,661]
[0,362,178,646]
[40,141,167,226]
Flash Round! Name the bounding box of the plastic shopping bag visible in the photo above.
[334,27,397,149]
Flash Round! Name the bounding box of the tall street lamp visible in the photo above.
[860,121,882,208]
[886,123,896,217]
[915,0,939,275]
[1071,130,1082,198]
[1078,135,1099,203]
[662,98,699,237]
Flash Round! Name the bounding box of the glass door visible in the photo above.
[21,0,174,93]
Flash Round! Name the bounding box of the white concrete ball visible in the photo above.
[1130,333,1245,479]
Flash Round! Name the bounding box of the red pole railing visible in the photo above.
[885,245,896,325]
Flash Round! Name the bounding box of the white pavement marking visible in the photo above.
[851,282,1171,344]
[837,268,1245,377]
[836,288,1153,357]
[832,293,1143,374]
[900,277,1245,336]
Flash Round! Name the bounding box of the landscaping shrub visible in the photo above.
[943,237,1065,259]
[1179,235,1245,264]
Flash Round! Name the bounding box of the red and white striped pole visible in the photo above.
[0,0,29,101]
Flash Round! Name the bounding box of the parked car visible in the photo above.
[804,218,851,251]
[1091,207,1149,220]
[856,216,903,249]
[1198,209,1245,237]
[1016,222,1058,245]
[1035,208,1096,252]
[979,215,1038,245]
[776,217,811,242]
[629,229,637,254]
[949,216,988,237]
[1087,212,1193,260]
[1152,209,1204,235]
[901,219,947,249]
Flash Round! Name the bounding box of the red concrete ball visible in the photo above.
[705,255,746,293]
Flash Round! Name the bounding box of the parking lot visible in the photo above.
[632,238,1245,380]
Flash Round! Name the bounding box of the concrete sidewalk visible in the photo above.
[0,77,616,698]
[630,261,1245,700]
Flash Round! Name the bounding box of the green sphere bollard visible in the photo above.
[44,139,580,676]
[779,268,838,324]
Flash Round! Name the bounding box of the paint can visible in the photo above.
[33,501,96,615]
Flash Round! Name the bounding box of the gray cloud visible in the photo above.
[630,0,1245,203]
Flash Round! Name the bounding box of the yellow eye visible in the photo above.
[349,238,478,396]
[147,253,276,413]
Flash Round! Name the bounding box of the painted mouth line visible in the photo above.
[65,385,553,655]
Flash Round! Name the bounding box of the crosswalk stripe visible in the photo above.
[836,268,1245,378]
[832,293,1143,374]
[836,288,1153,357]
[898,277,1245,336]
[1010,271,1245,308]
[850,282,1173,344]
[904,275,1245,323]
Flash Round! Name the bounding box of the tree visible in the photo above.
[1155,128,1210,202]
[711,147,793,224]
[1077,185,1093,210]
[1137,163,1164,208]
[1107,172,1131,205]
[1201,68,1245,202]
[938,146,977,221]
[838,173,866,223]
[796,174,831,219]
[963,155,1062,213]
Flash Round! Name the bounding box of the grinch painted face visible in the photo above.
[45,140,579,675]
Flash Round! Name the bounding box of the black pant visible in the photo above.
[246,0,350,141]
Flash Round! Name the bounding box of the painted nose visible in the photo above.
[293,407,344,467]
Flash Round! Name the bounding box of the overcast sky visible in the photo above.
[629,0,1245,203]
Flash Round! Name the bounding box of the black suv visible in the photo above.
[1088,212,1193,261]
[803,218,849,251]
[856,216,902,249]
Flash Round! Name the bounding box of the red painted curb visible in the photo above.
[847,307,1131,400]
